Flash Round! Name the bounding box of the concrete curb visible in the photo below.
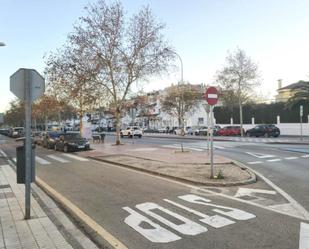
[88,156,257,187]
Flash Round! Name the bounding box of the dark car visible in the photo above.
[54,133,90,152]
[246,124,280,137]
[43,132,64,149]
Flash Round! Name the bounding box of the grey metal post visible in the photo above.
[210,105,214,179]
[300,105,303,141]
[24,70,32,219]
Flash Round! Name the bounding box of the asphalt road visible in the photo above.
[1,134,309,249]
[117,135,309,211]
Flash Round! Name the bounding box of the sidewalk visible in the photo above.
[0,163,99,249]
[79,142,256,186]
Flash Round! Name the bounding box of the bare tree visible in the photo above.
[216,48,260,136]
[161,84,201,128]
[45,46,105,134]
[70,0,173,144]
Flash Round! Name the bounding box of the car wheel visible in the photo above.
[64,145,68,153]
[120,133,123,138]
[138,135,142,138]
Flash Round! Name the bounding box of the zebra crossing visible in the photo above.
[11,153,89,165]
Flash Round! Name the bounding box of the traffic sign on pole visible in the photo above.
[204,86,219,179]
[10,68,45,220]
[205,87,218,106]
[10,68,45,102]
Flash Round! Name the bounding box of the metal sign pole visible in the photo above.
[24,70,32,219]
[210,106,214,179]
[300,105,303,141]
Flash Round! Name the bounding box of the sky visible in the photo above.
[1,0,309,112]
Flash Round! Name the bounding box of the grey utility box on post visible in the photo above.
[16,145,36,184]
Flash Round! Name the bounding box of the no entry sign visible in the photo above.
[205,87,218,106]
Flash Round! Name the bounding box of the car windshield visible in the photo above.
[64,133,83,140]
[49,132,63,138]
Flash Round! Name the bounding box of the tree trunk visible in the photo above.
[115,108,121,145]
[45,116,48,131]
[79,114,83,136]
[239,96,244,137]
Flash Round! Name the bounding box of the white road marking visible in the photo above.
[0,149,7,158]
[241,163,309,220]
[301,155,309,158]
[136,202,207,235]
[247,161,263,165]
[92,158,309,220]
[62,153,89,161]
[47,154,69,163]
[123,207,181,243]
[246,152,275,159]
[35,156,51,165]
[267,159,282,162]
[299,222,309,249]
[12,157,16,163]
[178,194,256,220]
[164,199,235,228]
[214,145,225,149]
[284,157,298,160]
[234,188,276,198]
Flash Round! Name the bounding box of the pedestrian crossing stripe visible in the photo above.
[35,156,51,165]
[47,154,69,163]
[62,153,89,161]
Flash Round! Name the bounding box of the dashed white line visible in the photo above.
[267,159,282,162]
[35,156,51,165]
[47,154,69,163]
[301,155,309,158]
[247,161,263,165]
[0,149,7,158]
[62,153,89,161]
[284,157,298,160]
[299,222,309,249]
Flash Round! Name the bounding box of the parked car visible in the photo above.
[43,131,64,149]
[195,126,208,136]
[174,127,193,135]
[120,126,142,138]
[0,128,10,136]
[10,127,24,138]
[213,125,222,136]
[217,126,242,136]
[246,124,280,137]
[54,133,90,152]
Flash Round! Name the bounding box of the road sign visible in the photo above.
[10,68,45,102]
[205,87,218,106]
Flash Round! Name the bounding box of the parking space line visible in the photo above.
[35,156,51,165]
[47,154,69,163]
[267,159,282,162]
[62,153,89,161]
[284,157,298,160]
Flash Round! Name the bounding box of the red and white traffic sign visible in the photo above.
[205,86,218,106]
